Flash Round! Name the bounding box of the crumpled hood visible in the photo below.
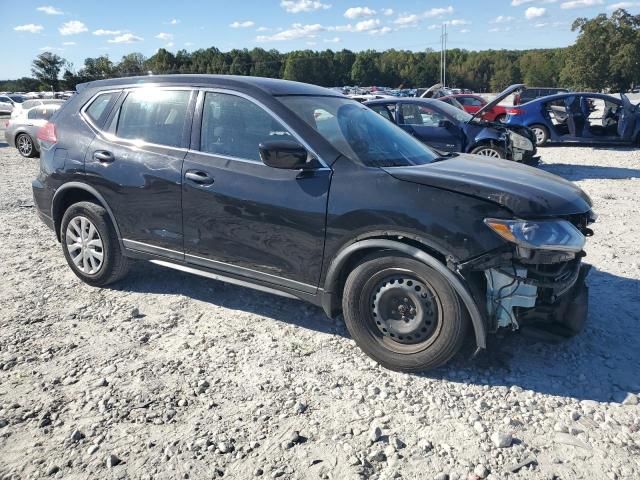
[383,154,592,217]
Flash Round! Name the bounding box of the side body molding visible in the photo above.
[51,182,123,247]
[322,239,487,349]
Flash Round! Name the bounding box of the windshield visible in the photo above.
[434,100,473,123]
[278,95,439,167]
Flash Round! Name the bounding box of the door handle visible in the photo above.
[93,150,114,163]
[185,171,214,185]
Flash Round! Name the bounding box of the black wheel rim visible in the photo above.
[363,268,443,354]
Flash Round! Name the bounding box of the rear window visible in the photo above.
[85,92,119,126]
[115,89,191,148]
[27,106,59,120]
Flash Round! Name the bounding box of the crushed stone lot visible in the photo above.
[0,133,639,480]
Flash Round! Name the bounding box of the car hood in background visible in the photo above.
[472,83,525,121]
[382,154,592,217]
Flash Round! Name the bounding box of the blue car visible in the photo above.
[505,91,640,147]
[364,85,537,164]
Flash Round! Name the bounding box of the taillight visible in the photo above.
[506,108,524,116]
[37,122,57,143]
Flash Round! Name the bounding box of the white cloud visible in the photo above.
[165,42,174,47]
[169,18,180,25]
[257,23,324,41]
[448,18,470,25]
[352,18,380,31]
[14,23,44,33]
[369,26,392,35]
[560,0,603,7]
[155,32,173,40]
[184,41,194,46]
[93,29,121,36]
[59,20,87,35]
[256,26,270,31]
[280,0,331,13]
[39,45,63,51]
[108,33,143,43]
[382,8,394,16]
[37,5,63,15]
[607,1,640,8]
[230,20,255,28]
[394,14,421,26]
[324,36,340,42]
[62,41,76,45]
[525,7,547,18]
[344,7,376,19]
[424,6,455,17]
[512,0,558,4]
[492,15,515,23]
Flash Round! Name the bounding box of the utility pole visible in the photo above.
[440,23,448,87]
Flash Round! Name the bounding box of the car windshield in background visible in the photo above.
[278,96,439,167]
[434,100,474,123]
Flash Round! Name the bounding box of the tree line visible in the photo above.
[2,9,638,94]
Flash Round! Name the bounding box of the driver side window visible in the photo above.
[400,104,445,127]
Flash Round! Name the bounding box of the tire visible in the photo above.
[530,124,549,147]
[342,255,468,372]
[470,144,506,159]
[60,201,130,287]
[16,133,36,158]
[494,114,507,123]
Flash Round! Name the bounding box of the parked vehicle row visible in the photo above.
[30,75,595,372]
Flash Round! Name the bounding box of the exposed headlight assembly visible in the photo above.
[509,132,534,151]
[484,218,585,252]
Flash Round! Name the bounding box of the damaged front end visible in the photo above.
[461,211,596,340]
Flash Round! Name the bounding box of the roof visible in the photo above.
[364,98,438,106]
[76,74,342,98]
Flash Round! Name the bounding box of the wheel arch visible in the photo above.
[322,237,487,349]
[51,182,123,248]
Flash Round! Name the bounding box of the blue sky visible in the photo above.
[3,0,639,78]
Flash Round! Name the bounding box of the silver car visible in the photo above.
[10,99,64,118]
[4,104,61,158]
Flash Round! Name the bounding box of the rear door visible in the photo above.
[618,94,637,140]
[181,90,331,291]
[397,102,462,152]
[84,87,195,256]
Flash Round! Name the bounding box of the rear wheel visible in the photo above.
[60,201,130,287]
[494,114,507,123]
[530,124,549,146]
[342,255,468,372]
[16,133,36,158]
[470,144,506,159]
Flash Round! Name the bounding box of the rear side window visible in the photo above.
[115,89,191,148]
[369,104,394,122]
[85,92,119,126]
[200,92,292,161]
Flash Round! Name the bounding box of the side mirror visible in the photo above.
[438,119,454,129]
[259,140,311,170]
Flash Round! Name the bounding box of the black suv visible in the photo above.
[32,75,595,371]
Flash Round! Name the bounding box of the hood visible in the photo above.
[382,154,592,217]
[420,83,444,98]
[472,83,525,121]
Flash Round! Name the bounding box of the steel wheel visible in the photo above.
[65,216,104,275]
[366,269,443,354]
[17,134,33,157]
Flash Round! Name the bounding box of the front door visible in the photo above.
[397,103,462,152]
[618,94,637,141]
[181,91,331,292]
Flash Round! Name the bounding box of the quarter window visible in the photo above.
[116,89,191,148]
[200,92,292,162]
[85,92,119,126]
[27,107,56,120]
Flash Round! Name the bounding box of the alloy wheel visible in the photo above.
[532,127,546,145]
[17,135,33,157]
[474,148,502,158]
[65,216,104,274]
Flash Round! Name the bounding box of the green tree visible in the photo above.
[31,52,66,90]
[117,53,147,76]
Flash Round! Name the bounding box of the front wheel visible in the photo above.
[16,133,36,158]
[470,144,506,159]
[530,124,549,147]
[494,114,507,123]
[342,256,468,372]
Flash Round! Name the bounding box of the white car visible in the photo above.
[10,99,64,118]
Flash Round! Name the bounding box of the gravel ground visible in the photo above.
[0,126,639,480]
